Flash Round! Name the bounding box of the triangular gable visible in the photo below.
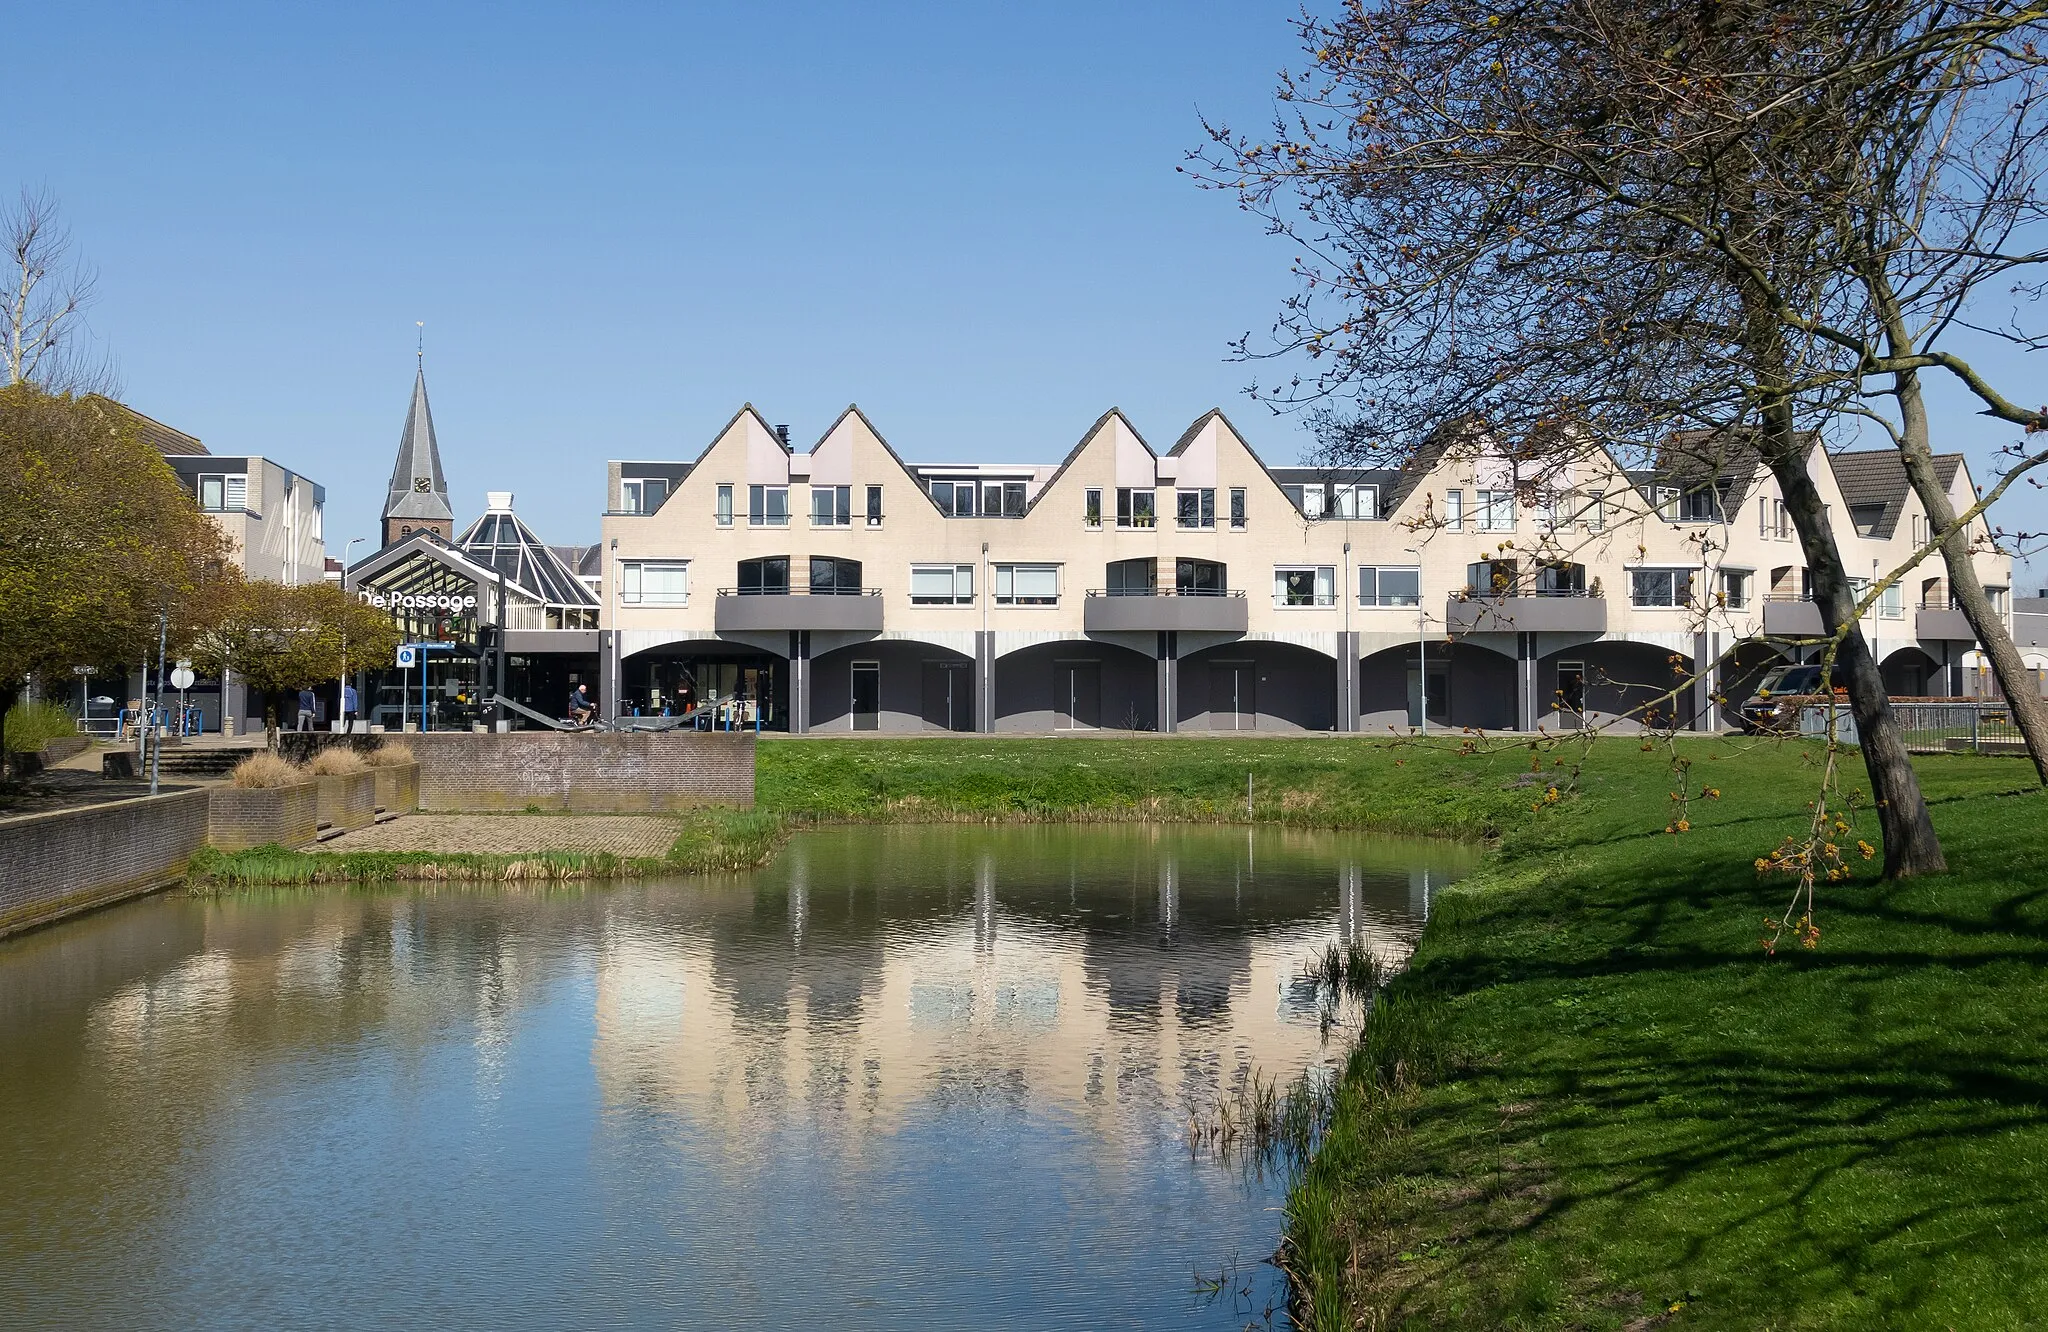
[1021,408,1154,517]
[806,404,951,515]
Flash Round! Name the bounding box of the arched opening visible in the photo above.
[812,640,975,732]
[1880,645,1940,699]
[1178,640,1336,732]
[1358,641,1514,732]
[1539,641,1695,733]
[622,638,789,730]
[995,640,1156,732]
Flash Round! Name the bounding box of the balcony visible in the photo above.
[715,588,883,633]
[1445,594,1607,634]
[1083,589,1248,634]
[1762,595,1824,637]
[1916,604,1975,641]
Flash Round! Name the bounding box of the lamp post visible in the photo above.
[340,537,364,732]
[1407,546,1427,734]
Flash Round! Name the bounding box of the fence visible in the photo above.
[1890,701,2029,755]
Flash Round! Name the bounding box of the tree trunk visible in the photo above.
[1891,365,2048,784]
[1769,440,1946,876]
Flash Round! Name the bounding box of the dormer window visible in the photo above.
[621,477,669,514]
[198,474,248,512]
[1116,488,1156,529]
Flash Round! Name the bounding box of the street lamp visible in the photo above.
[1407,545,1427,733]
[340,537,365,732]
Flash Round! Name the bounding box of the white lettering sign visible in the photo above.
[358,590,478,613]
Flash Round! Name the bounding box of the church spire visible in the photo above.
[382,358,454,545]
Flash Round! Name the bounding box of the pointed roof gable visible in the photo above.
[384,364,454,524]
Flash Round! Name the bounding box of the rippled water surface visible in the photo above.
[0,825,1473,1330]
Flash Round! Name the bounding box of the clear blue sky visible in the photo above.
[14,2,2045,583]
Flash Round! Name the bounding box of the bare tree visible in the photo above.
[2,188,113,394]
[1193,0,2048,876]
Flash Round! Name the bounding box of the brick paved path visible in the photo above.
[322,814,679,857]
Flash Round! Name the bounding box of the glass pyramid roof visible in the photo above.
[454,497,599,608]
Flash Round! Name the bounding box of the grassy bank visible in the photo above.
[188,808,786,888]
[757,736,1539,838]
[1287,743,2048,1329]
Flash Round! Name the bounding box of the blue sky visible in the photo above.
[14,2,2045,582]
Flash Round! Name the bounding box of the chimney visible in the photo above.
[775,424,791,448]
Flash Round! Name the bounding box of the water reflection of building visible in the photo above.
[589,829,1446,1146]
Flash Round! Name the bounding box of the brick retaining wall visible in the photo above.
[316,771,377,833]
[208,781,320,851]
[405,732,755,811]
[0,790,211,940]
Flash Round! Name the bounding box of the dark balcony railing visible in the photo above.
[1086,587,1245,598]
[718,586,882,597]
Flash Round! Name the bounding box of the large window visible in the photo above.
[1176,558,1227,596]
[1532,562,1586,597]
[737,556,790,595]
[1116,488,1156,529]
[621,477,669,514]
[621,560,689,606]
[1176,488,1216,529]
[1720,569,1752,610]
[910,563,974,605]
[927,479,977,517]
[1105,558,1155,596]
[808,556,862,594]
[1358,565,1421,607]
[716,484,733,527]
[198,473,249,512]
[1466,559,1517,596]
[1476,489,1516,531]
[1630,567,1696,608]
[810,484,852,527]
[995,563,1060,606]
[985,481,1026,517]
[1879,583,1903,618]
[1333,484,1378,519]
[748,484,789,527]
[1283,484,1327,520]
[1274,565,1336,607]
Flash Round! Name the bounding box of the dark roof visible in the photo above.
[1827,449,1964,540]
[454,505,599,607]
[90,397,207,455]
[551,544,604,579]
[1650,428,1770,508]
[384,364,454,524]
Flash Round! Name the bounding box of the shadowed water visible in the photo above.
[0,824,1473,1330]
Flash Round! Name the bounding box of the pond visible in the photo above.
[0,824,1475,1330]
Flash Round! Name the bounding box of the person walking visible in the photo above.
[297,687,316,731]
[341,681,359,732]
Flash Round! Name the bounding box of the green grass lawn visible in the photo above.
[1288,741,2048,1330]
[756,734,1538,838]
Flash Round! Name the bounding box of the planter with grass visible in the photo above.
[364,743,418,814]
[208,754,320,851]
[308,749,376,834]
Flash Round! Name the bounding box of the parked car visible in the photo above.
[1736,664,1845,733]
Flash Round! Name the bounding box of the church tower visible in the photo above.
[381,361,454,545]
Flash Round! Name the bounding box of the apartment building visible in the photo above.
[597,404,2018,734]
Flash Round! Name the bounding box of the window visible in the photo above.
[1849,504,1885,537]
[975,481,1026,518]
[1720,569,1751,610]
[198,473,249,512]
[620,560,689,605]
[1759,496,1772,537]
[1359,565,1421,607]
[1176,558,1227,596]
[1988,586,2010,614]
[716,484,734,527]
[866,484,883,527]
[1775,500,1791,539]
[1229,487,1247,530]
[737,556,789,594]
[927,479,976,517]
[1105,558,1155,596]
[910,563,974,605]
[1676,487,1721,522]
[1654,486,1681,520]
[1084,487,1103,529]
[1444,489,1464,531]
[1630,567,1696,608]
[1116,488,1156,528]
[1467,559,1517,595]
[995,563,1059,605]
[808,556,861,594]
[1176,488,1216,529]
[1476,489,1516,531]
[811,484,852,527]
[748,484,789,527]
[1533,562,1585,596]
[1880,583,1903,618]
[1283,483,1327,520]
[1274,565,1336,607]
[1333,484,1378,519]
[621,477,669,514]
